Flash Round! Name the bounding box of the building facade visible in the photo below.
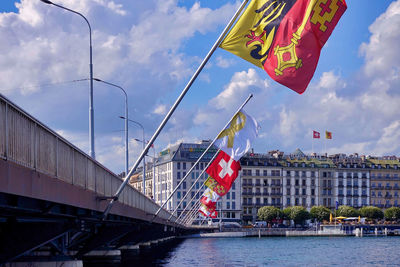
[131,141,242,223]
[132,144,400,224]
[238,151,400,223]
[369,158,400,208]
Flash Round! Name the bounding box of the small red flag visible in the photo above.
[313,130,320,139]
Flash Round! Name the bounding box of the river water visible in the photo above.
[125,236,400,266]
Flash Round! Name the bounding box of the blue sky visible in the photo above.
[1,0,400,174]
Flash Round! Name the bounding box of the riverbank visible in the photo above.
[186,224,400,238]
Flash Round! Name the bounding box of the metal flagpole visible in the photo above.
[168,149,220,220]
[312,132,314,155]
[153,94,253,221]
[184,201,202,225]
[176,183,207,223]
[181,189,207,224]
[183,201,201,225]
[102,0,249,219]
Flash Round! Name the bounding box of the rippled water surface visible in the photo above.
[145,236,400,266]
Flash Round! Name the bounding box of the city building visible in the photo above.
[131,143,400,224]
[130,141,242,223]
[369,158,400,208]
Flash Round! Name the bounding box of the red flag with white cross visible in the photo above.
[206,150,241,191]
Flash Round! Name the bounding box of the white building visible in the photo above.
[132,140,242,223]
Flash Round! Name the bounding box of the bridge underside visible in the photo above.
[0,159,194,264]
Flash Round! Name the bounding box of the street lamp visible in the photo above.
[40,0,95,159]
[134,138,156,200]
[93,78,128,177]
[119,117,146,195]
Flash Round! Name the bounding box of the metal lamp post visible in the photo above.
[93,78,128,177]
[40,0,95,159]
[120,117,146,195]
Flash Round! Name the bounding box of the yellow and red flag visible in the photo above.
[325,130,332,139]
[220,0,347,94]
[204,176,228,197]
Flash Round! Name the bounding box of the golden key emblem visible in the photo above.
[217,112,247,148]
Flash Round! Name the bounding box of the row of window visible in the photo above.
[371,182,400,188]
[176,161,207,170]
[371,173,400,179]
[337,172,368,178]
[371,191,399,197]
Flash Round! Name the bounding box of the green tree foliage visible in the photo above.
[337,205,358,217]
[288,206,310,225]
[359,206,384,220]
[282,207,292,220]
[310,206,331,222]
[257,206,282,223]
[384,207,400,221]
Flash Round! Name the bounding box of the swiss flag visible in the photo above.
[313,131,320,139]
[206,150,241,191]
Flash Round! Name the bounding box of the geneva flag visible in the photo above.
[220,0,347,94]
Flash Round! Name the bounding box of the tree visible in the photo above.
[384,207,400,221]
[337,205,358,217]
[310,206,331,222]
[282,207,292,220]
[359,206,384,220]
[289,206,310,226]
[257,206,282,223]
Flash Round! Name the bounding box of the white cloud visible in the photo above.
[360,0,400,78]
[152,104,167,115]
[215,55,235,68]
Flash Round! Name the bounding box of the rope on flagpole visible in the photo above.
[152,93,253,222]
[102,0,250,220]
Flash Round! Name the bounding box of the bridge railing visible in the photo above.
[0,94,175,222]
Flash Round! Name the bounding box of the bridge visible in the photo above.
[0,94,200,264]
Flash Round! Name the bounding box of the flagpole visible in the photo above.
[312,132,314,155]
[152,93,253,221]
[168,149,221,220]
[102,0,250,219]
[178,184,207,223]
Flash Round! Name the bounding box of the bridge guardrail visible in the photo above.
[0,94,177,223]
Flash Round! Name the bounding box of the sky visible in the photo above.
[1,0,400,174]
